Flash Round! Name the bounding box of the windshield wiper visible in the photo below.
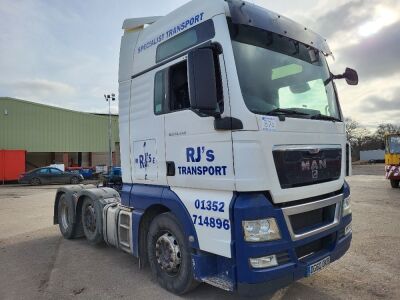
[310,114,342,122]
[260,108,309,121]
[266,108,309,116]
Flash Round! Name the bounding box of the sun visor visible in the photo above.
[227,0,332,55]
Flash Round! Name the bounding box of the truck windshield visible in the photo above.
[388,136,400,154]
[229,23,340,120]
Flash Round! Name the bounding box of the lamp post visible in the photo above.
[104,93,116,172]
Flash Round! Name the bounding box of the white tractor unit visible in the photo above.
[54,0,358,296]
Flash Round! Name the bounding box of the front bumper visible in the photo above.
[233,189,352,297]
[236,231,351,296]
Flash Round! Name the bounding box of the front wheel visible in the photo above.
[390,179,399,188]
[147,213,198,295]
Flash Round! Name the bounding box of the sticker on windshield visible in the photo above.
[261,116,278,131]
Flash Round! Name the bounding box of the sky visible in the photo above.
[0,0,399,129]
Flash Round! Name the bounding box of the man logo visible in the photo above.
[301,159,327,179]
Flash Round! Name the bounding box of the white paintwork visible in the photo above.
[118,0,348,257]
[132,0,227,75]
[122,16,161,30]
[172,187,233,257]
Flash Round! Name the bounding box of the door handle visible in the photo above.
[166,161,175,176]
[214,117,243,130]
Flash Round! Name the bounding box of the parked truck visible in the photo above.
[385,133,400,188]
[53,0,358,296]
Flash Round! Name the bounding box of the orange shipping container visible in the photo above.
[0,150,26,182]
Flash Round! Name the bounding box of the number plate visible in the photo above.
[307,256,330,276]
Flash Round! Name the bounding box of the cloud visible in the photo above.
[3,79,76,98]
[315,0,371,39]
[360,89,400,113]
[337,21,400,81]
[299,0,400,52]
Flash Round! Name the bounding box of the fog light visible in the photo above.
[249,255,278,269]
[345,223,352,235]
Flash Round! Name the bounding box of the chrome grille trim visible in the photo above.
[282,194,342,241]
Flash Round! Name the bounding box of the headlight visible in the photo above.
[342,196,352,217]
[242,218,281,242]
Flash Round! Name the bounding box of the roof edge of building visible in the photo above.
[0,97,119,118]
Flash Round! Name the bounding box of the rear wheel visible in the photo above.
[390,179,399,188]
[81,197,104,244]
[30,177,41,185]
[58,194,76,239]
[114,179,123,191]
[147,213,198,295]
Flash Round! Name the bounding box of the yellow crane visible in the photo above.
[385,133,400,188]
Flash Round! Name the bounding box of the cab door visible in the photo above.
[162,48,235,258]
[162,50,234,192]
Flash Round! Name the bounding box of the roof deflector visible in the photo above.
[227,0,332,55]
[122,16,161,30]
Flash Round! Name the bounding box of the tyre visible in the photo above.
[390,179,399,188]
[30,177,41,185]
[147,212,198,295]
[81,197,104,244]
[114,179,123,191]
[58,194,76,239]
[70,176,80,184]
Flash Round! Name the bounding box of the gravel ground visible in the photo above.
[0,165,399,299]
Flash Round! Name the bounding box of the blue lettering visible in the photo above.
[221,166,227,175]
[139,155,145,168]
[186,147,195,162]
[215,166,221,175]
[206,150,214,162]
[194,147,202,162]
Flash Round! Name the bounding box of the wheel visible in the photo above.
[114,179,123,191]
[71,176,80,184]
[30,177,41,185]
[81,197,104,244]
[147,212,198,295]
[58,194,76,239]
[390,179,399,188]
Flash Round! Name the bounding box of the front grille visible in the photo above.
[295,233,336,261]
[276,252,290,265]
[289,204,336,234]
[282,194,342,241]
[273,147,342,189]
[338,228,345,240]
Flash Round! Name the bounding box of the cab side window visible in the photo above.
[169,61,189,111]
[154,61,190,114]
[154,71,165,115]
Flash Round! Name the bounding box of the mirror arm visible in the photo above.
[324,73,345,86]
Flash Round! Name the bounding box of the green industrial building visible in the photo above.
[0,97,120,170]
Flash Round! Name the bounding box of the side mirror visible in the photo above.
[188,48,219,116]
[343,67,358,85]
